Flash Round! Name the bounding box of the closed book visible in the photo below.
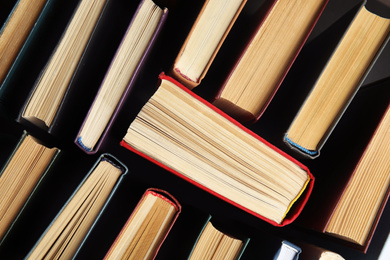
[121,73,314,227]
[0,131,60,243]
[104,188,180,260]
[323,103,390,252]
[171,0,247,89]
[0,0,69,120]
[273,241,301,260]
[212,0,329,124]
[75,0,168,154]
[285,0,390,157]
[188,215,249,260]
[0,0,49,86]
[18,0,113,133]
[26,153,127,259]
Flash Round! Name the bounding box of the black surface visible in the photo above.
[0,0,389,259]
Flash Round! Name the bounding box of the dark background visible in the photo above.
[0,0,389,259]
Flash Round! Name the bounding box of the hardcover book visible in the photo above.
[104,188,180,260]
[171,0,247,89]
[285,0,390,157]
[0,0,48,86]
[75,0,168,154]
[26,153,127,259]
[212,0,329,123]
[18,0,111,132]
[324,104,390,251]
[188,216,249,260]
[0,131,59,243]
[121,73,314,226]
[273,241,301,260]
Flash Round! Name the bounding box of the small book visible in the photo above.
[19,0,110,131]
[26,153,127,259]
[285,1,390,157]
[121,73,314,226]
[0,0,49,86]
[0,131,59,243]
[273,241,301,260]
[104,188,180,260]
[75,0,168,154]
[171,0,247,89]
[324,104,390,251]
[188,216,248,260]
[212,0,329,123]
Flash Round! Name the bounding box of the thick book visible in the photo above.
[104,188,180,260]
[285,0,390,157]
[0,0,48,86]
[188,216,249,260]
[323,104,390,251]
[18,0,111,132]
[171,0,247,89]
[75,0,168,154]
[26,153,127,259]
[0,131,59,243]
[121,73,314,227]
[212,0,329,123]
[0,0,66,120]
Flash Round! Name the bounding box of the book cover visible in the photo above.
[75,0,168,154]
[121,72,314,227]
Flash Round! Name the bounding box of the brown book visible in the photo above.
[0,132,59,241]
[212,0,328,123]
[104,189,180,260]
[20,0,109,130]
[0,0,48,85]
[26,154,126,259]
[285,3,390,157]
[171,0,247,89]
[324,104,390,250]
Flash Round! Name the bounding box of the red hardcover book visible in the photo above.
[121,73,314,227]
[212,0,329,124]
[104,188,181,260]
[323,103,390,252]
